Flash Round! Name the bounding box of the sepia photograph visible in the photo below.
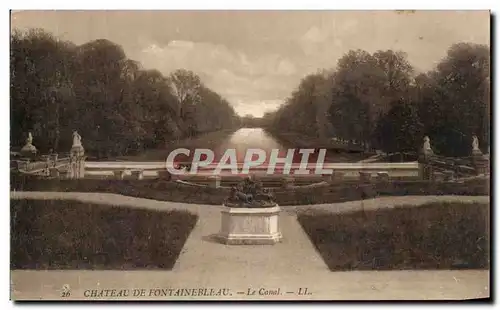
[9,10,491,301]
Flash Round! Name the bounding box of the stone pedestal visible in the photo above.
[217,205,282,245]
[69,144,85,179]
[418,153,434,181]
[131,170,144,180]
[69,155,86,179]
[20,144,37,159]
[472,155,490,175]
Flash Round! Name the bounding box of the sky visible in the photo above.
[11,10,490,117]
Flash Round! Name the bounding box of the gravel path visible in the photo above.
[10,191,490,215]
[10,191,490,300]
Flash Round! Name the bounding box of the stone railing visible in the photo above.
[417,136,490,181]
[79,161,421,185]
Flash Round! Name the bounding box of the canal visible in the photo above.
[121,128,367,163]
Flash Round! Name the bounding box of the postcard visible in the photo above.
[10,10,490,301]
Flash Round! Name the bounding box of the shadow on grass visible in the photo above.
[11,199,198,270]
[297,202,490,271]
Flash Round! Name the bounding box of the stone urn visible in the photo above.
[217,176,282,245]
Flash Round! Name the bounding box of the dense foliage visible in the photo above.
[264,44,490,157]
[11,29,240,158]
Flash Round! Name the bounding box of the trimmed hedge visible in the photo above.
[298,202,490,271]
[11,199,198,270]
[11,174,489,206]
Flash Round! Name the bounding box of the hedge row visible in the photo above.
[11,174,489,206]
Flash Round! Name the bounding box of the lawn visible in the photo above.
[11,199,198,270]
[297,202,490,271]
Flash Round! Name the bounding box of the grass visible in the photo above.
[11,199,198,270]
[297,202,490,271]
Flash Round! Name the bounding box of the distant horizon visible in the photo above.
[11,10,490,117]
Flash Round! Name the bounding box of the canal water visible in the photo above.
[193,128,364,164]
[123,128,365,163]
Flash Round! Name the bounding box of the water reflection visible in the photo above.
[213,128,285,162]
[168,128,363,164]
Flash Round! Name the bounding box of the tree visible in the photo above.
[10,29,77,152]
[416,43,490,156]
[10,28,239,158]
[329,50,385,147]
[373,99,423,153]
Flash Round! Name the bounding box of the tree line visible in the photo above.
[263,43,490,157]
[10,29,240,158]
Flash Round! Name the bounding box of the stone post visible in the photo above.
[209,175,222,188]
[418,136,434,181]
[50,153,58,163]
[44,156,51,176]
[69,154,86,179]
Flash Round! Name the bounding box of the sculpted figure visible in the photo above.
[26,132,33,145]
[225,176,275,208]
[72,131,82,147]
[423,136,431,151]
[472,135,480,151]
[20,132,37,157]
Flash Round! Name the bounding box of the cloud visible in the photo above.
[138,40,299,116]
[297,11,490,72]
[11,11,489,117]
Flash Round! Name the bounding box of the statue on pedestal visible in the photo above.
[422,136,433,156]
[27,132,33,145]
[418,136,434,181]
[69,131,86,179]
[20,132,37,157]
[70,130,84,157]
[225,176,275,208]
[472,135,483,156]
